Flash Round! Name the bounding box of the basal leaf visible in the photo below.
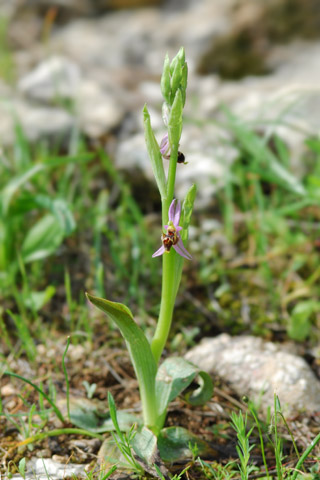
[157,426,213,462]
[155,357,213,425]
[131,427,170,478]
[143,105,167,200]
[86,294,158,427]
[156,357,197,418]
[184,370,213,406]
[131,427,158,465]
[69,397,139,433]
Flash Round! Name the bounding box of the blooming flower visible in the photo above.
[152,199,192,260]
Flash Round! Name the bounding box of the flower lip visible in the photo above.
[152,199,192,260]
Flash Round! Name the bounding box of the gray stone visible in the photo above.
[76,80,124,138]
[18,56,81,102]
[9,458,89,480]
[17,55,124,140]
[0,97,73,146]
[3,0,320,183]
[185,334,320,415]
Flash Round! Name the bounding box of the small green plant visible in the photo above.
[86,48,213,463]
[230,410,257,479]
[83,381,97,399]
[107,392,144,474]
[17,458,26,479]
[85,464,117,480]
[198,458,236,480]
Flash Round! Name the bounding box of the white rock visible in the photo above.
[0,98,73,145]
[9,458,88,480]
[18,56,81,102]
[76,80,124,138]
[185,334,320,415]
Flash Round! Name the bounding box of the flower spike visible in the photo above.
[152,199,192,260]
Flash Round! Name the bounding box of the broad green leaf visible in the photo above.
[157,426,213,462]
[131,427,170,478]
[155,357,213,422]
[156,358,197,419]
[69,397,139,433]
[86,294,158,427]
[184,370,213,406]
[131,427,158,465]
[21,214,64,263]
[1,164,45,215]
[143,105,167,200]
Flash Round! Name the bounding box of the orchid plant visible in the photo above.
[86,48,213,461]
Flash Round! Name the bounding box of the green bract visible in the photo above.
[143,105,167,200]
[86,293,158,428]
[160,53,171,104]
[168,89,183,150]
[172,184,197,299]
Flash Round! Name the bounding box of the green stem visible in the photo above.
[151,144,179,364]
[16,428,104,448]
[248,404,270,480]
[4,371,65,423]
[291,431,320,480]
[166,141,179,203]
[151,251,176,364]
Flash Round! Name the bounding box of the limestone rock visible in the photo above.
[185,334,320,416]
[18,56,81,102]
[0,97,73,146]
[10,458,89,480]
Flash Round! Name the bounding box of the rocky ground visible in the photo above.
[1,0,320,206]
[1,0,320,477]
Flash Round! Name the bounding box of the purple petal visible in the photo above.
[152,245,166,258]
[160,134,169,156]
[173,238,192,260]
[168,199,181,227]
